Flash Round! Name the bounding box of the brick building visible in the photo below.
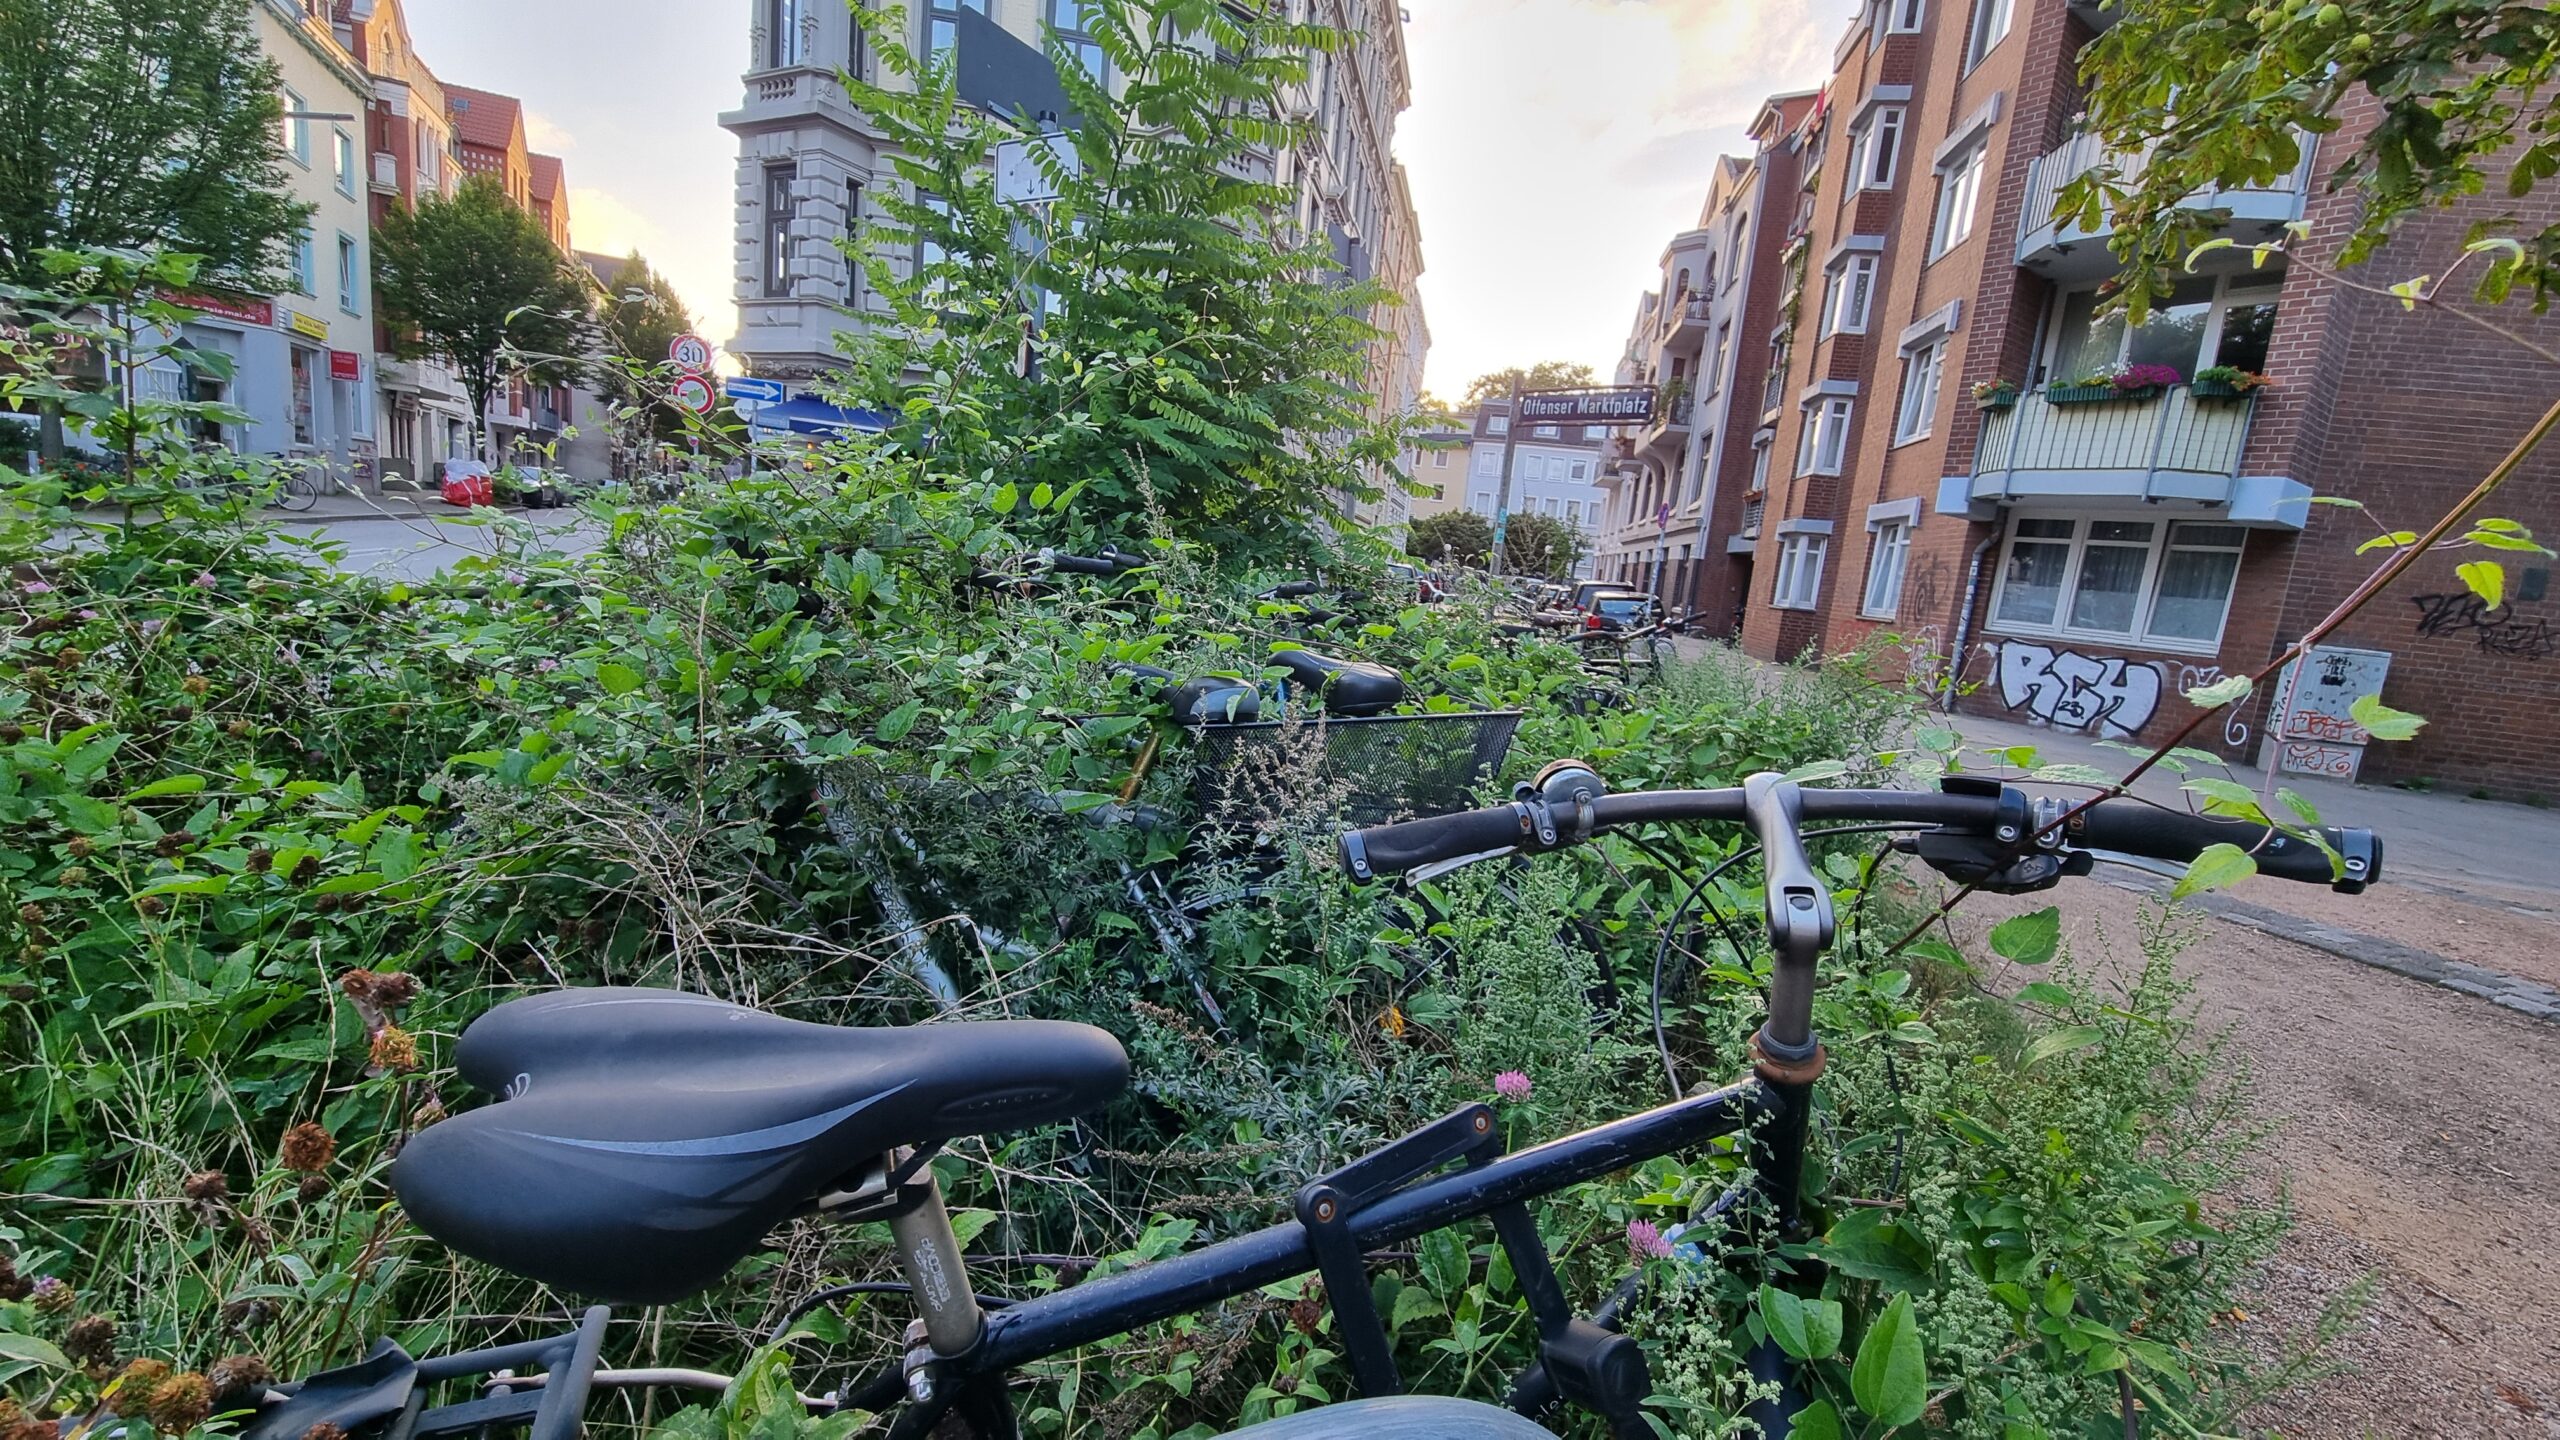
[1679,0,2560,796]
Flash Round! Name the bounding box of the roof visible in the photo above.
[443,84,524,154]
[576,251,627,287]
[529,153,564,201]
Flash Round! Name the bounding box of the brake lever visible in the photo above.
[1408,848,1518,885]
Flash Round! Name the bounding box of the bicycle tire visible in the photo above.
[275,471,320,513]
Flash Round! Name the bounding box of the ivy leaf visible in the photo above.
[2455,560,2505,609]
[2022,1023,2109,1068]
[2349,694,2426,742]
[2184,673,2251,709]
[1988,907,2061,966]
[1850,1292,1929,1427]
[2172,842,2257,899]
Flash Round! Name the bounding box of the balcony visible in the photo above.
[1729,494,1766,554]
[1635,389,1694,463]
[721,65,865,134]
[370,151,398,193]
[1950,384,2303,527]
[1659,293,1711,347]
[2017,132,2314,283]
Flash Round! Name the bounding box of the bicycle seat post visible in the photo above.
[887,1172,985,1369]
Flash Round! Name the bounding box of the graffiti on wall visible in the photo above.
[1996,643,2164,738]
[2279,742,2360,779]
[2411,593,2557,660]
[2173,664,2251,749]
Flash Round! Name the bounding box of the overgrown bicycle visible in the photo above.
[239,766,2377,1440]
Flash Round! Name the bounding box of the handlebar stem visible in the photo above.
[1744,774,1833,1054]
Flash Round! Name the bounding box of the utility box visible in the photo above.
[2264,645,2394,783]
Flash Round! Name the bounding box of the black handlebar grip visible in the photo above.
[2070,801,2381,892]
[1046,553,1122,577]
[1339,804,1539,882]
[1267,580,1324,600]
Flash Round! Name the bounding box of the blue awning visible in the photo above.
[754,396,894,436]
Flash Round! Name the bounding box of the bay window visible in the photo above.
[1772,533,1828,610]
[1930,139,1986,258]
[1797,396,1853,476]
[1988,515,2248,650]
[764,0,806,69]
[1966,0,2014,69]
[1894,338,1944,443]
[762,165,797,297]
[1843,107,1902,199]
[1820,253,1877,337]
[2046,275,2282,383]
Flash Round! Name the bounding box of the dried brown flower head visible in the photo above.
[218,1299,274,1334]
[30,1277,72,1315]
[105,1359,171,1415]
[368,1026,420,1073]
[134,896,167,919]
[0,1254,27,1302]
[302,1424,349,1440]
[0,723,22,743]
[295,1174,332,1205]
[181,675,209,696]
[409,1098,446,1130]
[64,835,93,858]
[179,1171,228,1203]
[279,1122,335,1174]
[289,855,321,886]
[55,866,89,888]
[13,904,41,929]
[205,1354,273,1405]
[142,1372,212,1433]
[61,1314,116,1366]
[1,1418,52,1440]
[245,849,273,874]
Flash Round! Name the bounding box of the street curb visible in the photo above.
[2095,874,2560,1025]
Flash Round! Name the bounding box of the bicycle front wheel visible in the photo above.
[274,470,320,512]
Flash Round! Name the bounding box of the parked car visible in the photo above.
[1582,592,1661,633]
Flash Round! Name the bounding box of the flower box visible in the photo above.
[1975,393,2017,413]
[2047,384,2122,405]
[2191,378,2252,400]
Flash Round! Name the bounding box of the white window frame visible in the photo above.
[1889,0,1925,31]
[1966,0,2014,69]
[1797,396,1853,476]
[1845,108,1903,195]
[1047,0,1105,80]
[1984,513,2249,654]
[1707,323,1731,399]
[764,165,799,298]
[336,233,361,313]
[1821,253,1877,338]
[1772,534,1828,610]
[2041,273,2284,384]
[291,227,315,296]
[1747,438,1772,494]
[1862,519,1912,618]
[1475,448,1500,476]
[1488,414,1510,435]
[281,89,310,166]
[333,130,356,197]
[1930,139,1987,259]
[1894,338,1945,444]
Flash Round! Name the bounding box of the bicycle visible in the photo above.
[247,766,2379,1440]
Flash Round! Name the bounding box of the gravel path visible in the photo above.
[1938,881,2560,1436]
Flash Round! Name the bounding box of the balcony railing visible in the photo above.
[1659,293,1710,343]
[1761,366,1786,418]
[1739,496,1765,537]
[2017,131,2315,278]
[1969,384,2257,507]
[370,151,398,191]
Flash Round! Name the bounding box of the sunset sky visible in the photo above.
[402,0,1842,398]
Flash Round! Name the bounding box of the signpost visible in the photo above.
[670,375,716,415]
[724,376,786,421]
[1488,385,1657,580]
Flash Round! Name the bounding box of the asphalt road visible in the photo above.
[277,507,599,580]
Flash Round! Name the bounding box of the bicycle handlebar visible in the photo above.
[1040,547,1145,577]
[1338,778,2380,893]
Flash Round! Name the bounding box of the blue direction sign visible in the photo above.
[725,378,788,405]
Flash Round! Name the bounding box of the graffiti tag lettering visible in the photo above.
[2280,742,2359,779]
[2174,664,2250,749]
[1997,643,2163,738]
[2411,593,2557,660]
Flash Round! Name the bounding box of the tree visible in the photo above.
[596,251,697,442]
[839,0,1403,567]
[1463,361,1599,405]
[0,0,308,293]
[1501,512,1587,579]
[1406,510,1491,567]
[373,178,595,460]
[2075,0,2560,312]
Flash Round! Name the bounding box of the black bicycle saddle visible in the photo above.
[1268,647,1407,717]
[393,988,1127,1304]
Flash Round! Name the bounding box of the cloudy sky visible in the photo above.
[402,0,1841,398]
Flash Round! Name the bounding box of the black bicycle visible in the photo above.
[245,768,2377,1440]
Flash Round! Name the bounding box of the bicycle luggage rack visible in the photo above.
[1294,1105,1653,1438]
[241,1308,610,1440]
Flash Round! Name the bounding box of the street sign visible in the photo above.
[1517,386,1655,428]
[994,132,1079,205]
[668,334,714,373]
[670,375,716,414]
[1655,503,1672,529]
[724,377,787,404]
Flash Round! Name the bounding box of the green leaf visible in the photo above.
[1817,1208,1934,1291]
[597,662,644,696]
[2012,981,2075,1007]
[1758,1284,1813,1359]
[1988,907,2060,966]
[1850,1292,1929,1426]
[2356,530,2421,554]
[2184,673,2252,709]
[2022,1023,2109,1068]
[1788,1400,1845,1440]
[991,482,1020,515]
[123,774,207,801]
[2028,763,2115,787]
[1937,1108,2011,1146]
[1029,482,1054,510]
[2349,693,2426,742]
[1782,758,1852,784]
[0,1333,69,1370]
[2171,842,2257,899]
[875,699,925,744]
[2455,560,2505,609]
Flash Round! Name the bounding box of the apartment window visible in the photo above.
[1488,414,1510,435]
[930,0,987,64]
[1431,450,1449,468]
[1931,140,1988,258]
[1534,425,1560,439]
[1748,438,1772,493]
[337,234,360,312]
[762,165,797,297]
[1820,254,1877,337]
[2047,276,2280,383]
[1894,339,1945,443]
[1967,0,2015,68]
[1475,448,1500,476]
[1989,516,2247,649]
[291,228,315,295]
[1889,0,1925,31]
[1570,460,1589,481]
[1862,520,1912,617]
[1707,324,1731,398]
[1583,425,1605,442]
[1473,491,1492,512]
[281,89,310,165]
[1772,534,1828,610]
[1797,397,1853,476]
[333,130,356,196]
[1047,0,1104,79]
[1566,500,1582,526]
[1843,108,1902,199]
[764,0,806,68]
[288,347,316,446]
[1543,497,1561,518]
[415,124,442,190]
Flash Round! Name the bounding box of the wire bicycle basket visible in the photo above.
[1183,710,1525,830]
